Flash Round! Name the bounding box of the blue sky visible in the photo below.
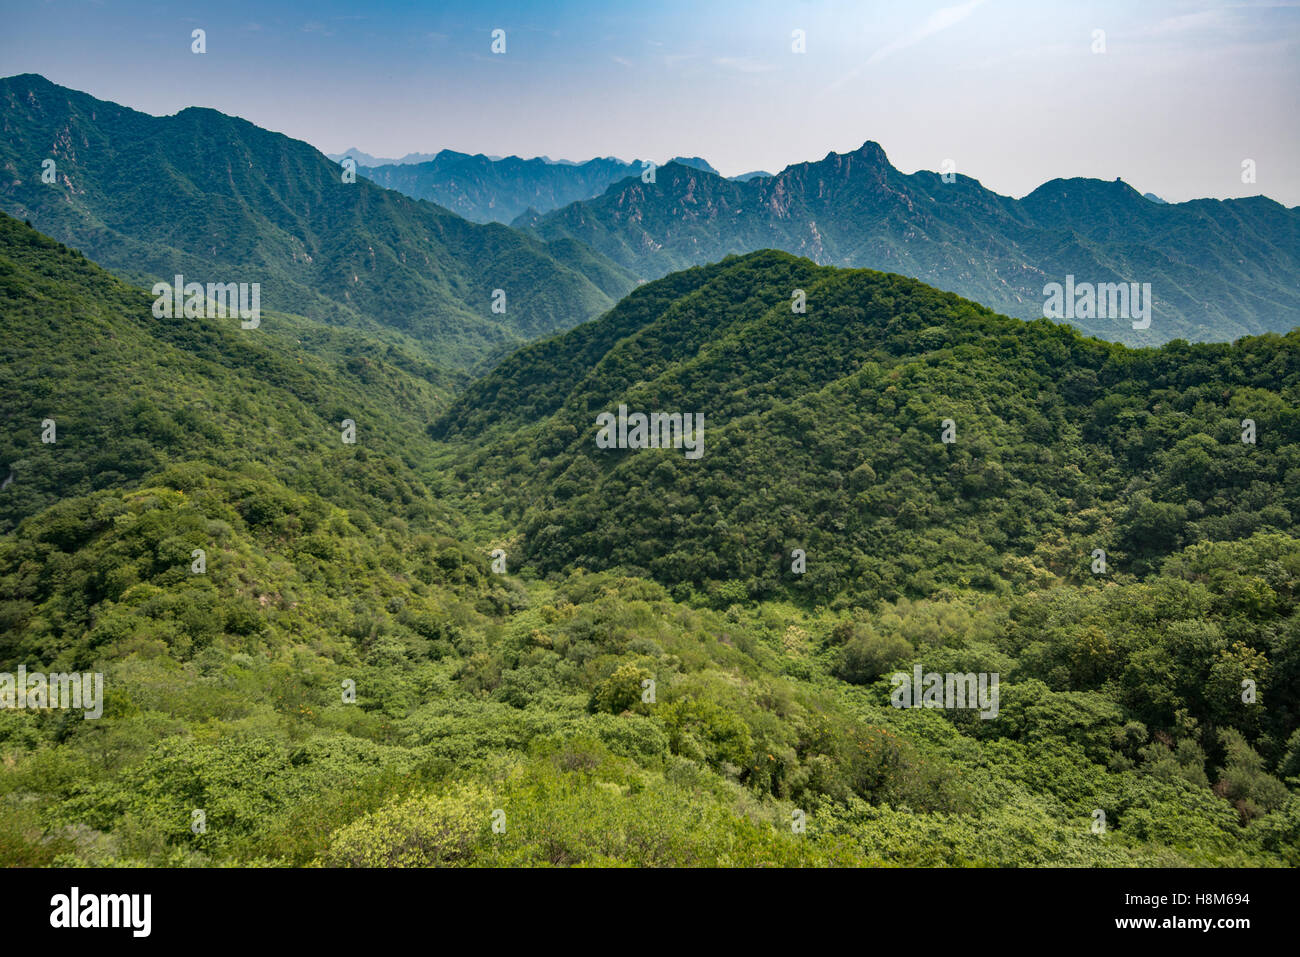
[4,0,1298,204]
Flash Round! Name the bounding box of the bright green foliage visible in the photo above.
[1,219,1296,868]
[589,662,654,715]
[324,784,492,867]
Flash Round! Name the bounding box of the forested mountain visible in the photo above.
[0,74,637,370]
[0,212,460,535]
[515,143,1300,346]
[2,218,1298,867]
[438,249,1300,604]
[357,151,644,224]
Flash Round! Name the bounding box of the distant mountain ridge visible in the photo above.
[331,148,607,168]
[326,148,442,166]
[514,142,1300,346]
[354,152,740,224]
[667,156,719,176]
[0,74,636,370]
[357,151,646,224]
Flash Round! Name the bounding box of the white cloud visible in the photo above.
[869,0,988,64]
[824,0,987,92]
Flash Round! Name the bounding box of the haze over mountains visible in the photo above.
[334,132,1300,349]
[326,148,443,167]
[352,151,723,225]
[0,74,635,371]
[354,152,646,225]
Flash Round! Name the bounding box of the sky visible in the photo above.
[3,0,1298,205]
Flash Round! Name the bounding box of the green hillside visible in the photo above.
[439,250,1300,602]
[2,225,1297,867]
[0,213,457,534]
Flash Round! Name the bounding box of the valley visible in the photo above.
[2,205,1298,868]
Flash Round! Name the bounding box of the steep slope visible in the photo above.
[0,212,458,534]
[518,143,1300,346]
[437,250,1300,604]
[0,74,637,370]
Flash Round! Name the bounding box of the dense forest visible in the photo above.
[439,251,1300,599]
[2,214,1298,867]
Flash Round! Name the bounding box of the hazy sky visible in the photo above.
[4,0,1298,205]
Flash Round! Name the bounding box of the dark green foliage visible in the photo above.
[0,212,453,534]
[440,250,1300,609]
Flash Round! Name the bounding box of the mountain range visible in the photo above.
[5,74,1296,355]
[510,143,1300,347]
[354,151,647,224]
[326,148,444,167]
[0,74,636,371]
